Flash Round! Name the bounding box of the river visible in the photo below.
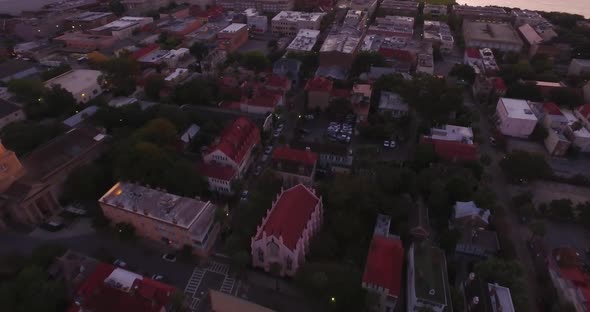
[1,0,589,17]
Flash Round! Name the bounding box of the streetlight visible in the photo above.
[330,297,336,303]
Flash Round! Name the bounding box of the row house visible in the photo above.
[271,146,318,188]
[420,124,479,162]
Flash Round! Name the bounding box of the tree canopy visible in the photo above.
[499,150,553,182]
[99,57,140,96]
[449,63,476,84]
[0,121,64,156]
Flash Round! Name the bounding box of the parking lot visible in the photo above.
[297,113,357,145]
[184,261,237,312]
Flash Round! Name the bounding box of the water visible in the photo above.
[1,0,589,17]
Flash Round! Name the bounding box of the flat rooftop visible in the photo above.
[413,243,449,306]
[380,0,419,10]
[66,11,113,22]
[92,16,151,32]
[287,29,320,51]
[463,21,523,45]
[99,182,216,235]
[272,11,325,22]
[219,23,247,34]
[321,33,361,54]
[45,69,102,94]
[500,98,538,120]
[430,125,473,143]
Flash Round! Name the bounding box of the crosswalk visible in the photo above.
[189,298,200,310]
[184,267,205,296]
[220,276,235,294]
[207,262,229,275]
[184,261,235,311]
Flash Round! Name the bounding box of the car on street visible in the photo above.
[383,140,397,149]
[162,254,177,262]
[114,259,127,268]
[241,190,249,201]
[264,146,273,155]
[305,114,314,120]
[151,274,166,281]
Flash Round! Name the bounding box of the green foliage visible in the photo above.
[0,121,64,156]
[285,52,318,78]
[475,258,528,311]
[505,82,543,102]
[25,85,77,120]
[115,222,136,240]
[549,199,575,220]
[350,52,387,77]
[528,220,547,239]
[157,33,181,50]
[144,75,166,100]
[7,79,44,102]
[172,77,219,105]
[439,228,461,254]
[449,63,476,85]
[499,150,553,182]
[40,64,72,81]
[0,265,67,312]
[530,124,549,142]
[29,244,67,269]
[413,144,438,170]
[189,42,209,61]
[500,62,535,85]
[242,51,271,72]
[109,0,126,16]
[549,88,584,109]
[62,164,112,202]
[99,57,140,96]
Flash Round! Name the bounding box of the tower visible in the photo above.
[0,141,24,193]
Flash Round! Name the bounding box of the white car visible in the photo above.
[162,254,177,262]
[264,146,273,155]
[113,259,127,268]
[151,274,165,281]
[241,190,249,201]
[305,114,314,120]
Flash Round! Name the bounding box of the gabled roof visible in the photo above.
[266,74,290,89]
[362,235,404,297]
[305,76,333,92]
[207,117,260,165]
[255,184,320,250]
[198,162,236,181]
[543,102,563,116]
[577,104,590,120]
[465,48,482,59]
[492,77,507,91]
[272,146,318,166]
[454,201,490,224]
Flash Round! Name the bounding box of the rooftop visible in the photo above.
[452,4,509,17]
[180,124,200,143]
[209,290,275,312]
[66,11,114,22]
[0,99,23,119]
[518,24,543,45]
[463,21,523,45]
[499,98,538,121]
[255,184,321,250]
[287,29,320,52]
[219,23,247,34]
[198,162,237,181]
[305,76,333,92]
[380,0,419,10]
[99,182,216,237]
[158,18,199,33]
[63,105,99,128]
[320,32,361,54]
[456,227,499,255]
[207,117,260,165]
[543,102,563,116]
[272,11,325,22]
[413,243,449,306]
[0,60,38,80]
[362,235,404,298]
[44,69,102,94]
[429,125,474,144]
[379,91,408,112]
[454,201,490,224]
[91,16,152,32]
[272,146,318,166]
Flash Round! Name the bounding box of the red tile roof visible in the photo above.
[207,117,260,165]
[543,102,563,116]
[578,104,590,119]
[272,146,318,166]
[492,77,507,91]
[551,248,590,311]
[420,137,479,162]
[266,74,290,90]
[198,162,237,181]
[465,48,482,59]
[305,76,333,93]
[69,263,176,312]
[330,88,351,98]
[247,94,282,108]
[362,235,404,297]
[255,184,320,250]
[131,44,160,60]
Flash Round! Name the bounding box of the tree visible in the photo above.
[40,64,72,81]
[29,244,66,269]
[500,62,535,85]
[499,150,553,182]
[449,63,476,84]
[549,88,584,109]
[168,291,188,312]
[549,199,574,220]
[530,123,549,142]
[144,75,166,100]
[413,144,438,170]
[350,52,387,77]
[100,57,140,96]
[505,82,543,102]
[0,265,67,312]
[528,220,547,240]
[0,121,64,156]
[7,79,44,102]
[229,250,250,278]
[189,42,209,61]
[439,228,461,254]
[109,0,126,16]
[241,51,270,72]
[475,258,528,311]
[267,39,278,51]
[172,77,218,105]
[115,222,136,240]
[62,164,112,202]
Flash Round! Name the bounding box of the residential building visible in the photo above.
[99,182,219,257]
[201,48,227,75]
[0,142,24,194]
[462,273,516,312]
[518,24,544,57]
[423,20,453,53]
[545,129,571,156]
[44,69,103,103]
[0,99,25,130]
[541,102,568,130]
[568,59,590,76]
[0,128,106,227]
[9,11,76,41]
[368,16,414,38]
[343,10,367,29]
[164,68,190,85]
[286,29,320,53]
[407,242,452,312]
[68,262,176,312]
[185,21,230,44]
[454,201,490,228]
[200,117,260,193]
[138,48,190,67]
[271,11,324,36]
[423,4,447,17]
[217,23,249,53]
[562,110,590,153]
[89,16,153,39]
[54,31,117,52]
[456,226,499,259]
[293,141,353,173]
[49,250,100,298]
[379,91,408,117]
[273,58,302,86]
[159,4,191,19]
[548,247,590,312]
[575,104,590,131]
[463,21,523,52]
[244,9,268,33]
[420,125,479,162]
[0,60,39,83]
[362,214,404,312]
[318,27,363,78]
[271,146,317,187]
[416,53,434,75]
[179,124,200,149]
[157,18,202,37]
[495,98,538,138]
[351,83,372,122]
[63,105,99,128]
[350,0,379,16]
[464,48,500,76]
[452,5,510,22]
[208,290,276,312]
[64,12,117,30]
[240,93,284,114]
[305,76,333,111]
[251,184,323,276]
[217,0,294,13]
[378,0,419,17]
[121,0,171,15]
[511,9,550,27]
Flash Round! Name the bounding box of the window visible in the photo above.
[257,248,264,262]
[268,241,279,257]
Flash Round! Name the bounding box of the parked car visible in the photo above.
[162,254,177,262]
[304,114,314,120]
[264,146,273,155]
[113,259,127,268]
[151,274,166,281]
[240,190,249,201]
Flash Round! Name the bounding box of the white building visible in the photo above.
[286,29,320,53]
[251,184,323,277]
[44,69,103,103]
[244,8,268,33]
[89,16,153,39]
[164,68,189,85]
[495,98,538,138]
[271,11,324,36]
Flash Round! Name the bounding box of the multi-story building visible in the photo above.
[548,247,590,312]
[362,214,404,312]
[378,0,419,17]
[201,48,227,75]
[89,16,154,39]
[407,242,452,312]
[423,20,453,53]
[271,11,324,36]
[496,97,538,138]
[0,99,26,131]
[453,201,490,228]
[452,5,511,22]
[343,10,367,29]
[286,29,320,53]
[217,23,249,53]
[511,9,550,27]
[575,104,590,131]
[368,16,414,38]
[1,128,106,228]
[54,31,117,52]
[318,27,363,79]
[200,117,260,193]
[217,0,294,13]
[251,184,323,276]
[68,262,177,312]
[121,0,171,15]
[379,91,408,117]
[463,21,523,52]
[44,69,103,104]
[157,17,202,37]
[420,124,478,162]
[423,4,447,17]
[350,0,379,16]
[293,141,353,173]
[562,110,590,153]
[244,8,268,33]
[64,11,116,30]
[462,273,516,312]
[416,53,434,75]
[99,182,219,257]
[271,146,317,187]
[305,76,333,111]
